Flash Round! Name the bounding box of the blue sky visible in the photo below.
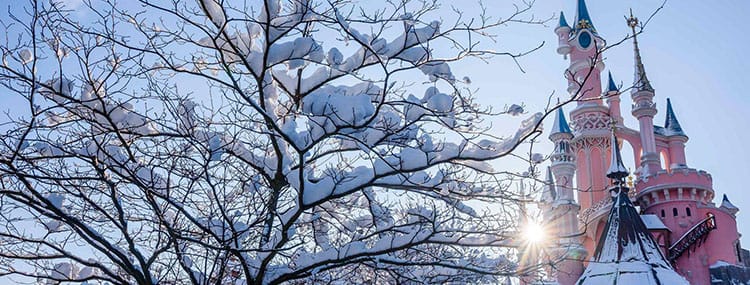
[450,1,750,245]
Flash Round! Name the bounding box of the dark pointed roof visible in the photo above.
[577,187,689,284]
[559,11,570,28]
[628,12,654,93]
[721,194,739,212]
[664,98,686,136]
[574,0,596,32]
[606,132,629,180]
[606,71,618,93]
[551,107,572,136]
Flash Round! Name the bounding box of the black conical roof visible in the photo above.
[576,187,688,284]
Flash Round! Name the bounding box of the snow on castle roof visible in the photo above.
[576,188,688,285]
[640,214,669,231]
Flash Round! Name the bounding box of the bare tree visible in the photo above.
[0,0,556,284]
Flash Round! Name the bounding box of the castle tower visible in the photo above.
[627,13,662,176]
[546,2,748,284]
[556,0,610,210]
[555,0,614,257]
[546,107,586,284]
[624,11,743,284]
[576,132,688,284]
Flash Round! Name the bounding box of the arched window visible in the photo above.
[686,207,692,217]
[673,208,678,216]
[661,209,665,217]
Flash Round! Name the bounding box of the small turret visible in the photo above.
[549,106,575,202]
[664,98,686,137]
[605,71,623,124]
[555,11,572,57]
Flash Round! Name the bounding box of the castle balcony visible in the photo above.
[635,168,714,208]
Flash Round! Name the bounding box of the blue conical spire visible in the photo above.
[606,71,618,93]
[664,98,685,136]
[551,107,572,135]
[574,0,596,32]
[558,11,570,28]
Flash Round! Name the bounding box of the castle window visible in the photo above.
[673,208,678,216]
[686,207,692,217]
[661,209,665,217]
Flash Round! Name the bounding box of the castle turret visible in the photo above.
[556,12,572,57]
[627,12,662,176]
[577,132,689,285]
[550,107,576,203]
[663,98,688,168]
[605,72,623,124]
[547,106,586,285]
[560,0,613,233]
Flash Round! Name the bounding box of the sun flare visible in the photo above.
[523,222,546,244]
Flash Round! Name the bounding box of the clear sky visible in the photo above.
[449,1,750,245]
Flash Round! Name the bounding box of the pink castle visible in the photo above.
[532,1,749,284]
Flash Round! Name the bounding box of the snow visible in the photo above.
[710,260,732,268]
[640,214,668,230]
[302,83,377,127]
[507,104,524,116]
[42,77,75,104]
[531,153,544,164]
[423,87,453,112]
[77,266,95,279]
[49,262,77,281]
[200,0,225,26]
[19,49,33,64]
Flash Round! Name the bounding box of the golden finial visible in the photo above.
[627,9,638,29]
[577,19,590,29]
[627,174,634,188]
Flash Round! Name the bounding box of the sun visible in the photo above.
[523,222,546,244]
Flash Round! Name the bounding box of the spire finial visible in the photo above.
[606,126,629,181]
[628,9,654,92]
[575,0,596,32]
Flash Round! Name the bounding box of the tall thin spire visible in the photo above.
[606,129,629,180]
[664,98,686,136]
[574,0,596,32]
[542,166,557,203]
[628,11,654,92]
